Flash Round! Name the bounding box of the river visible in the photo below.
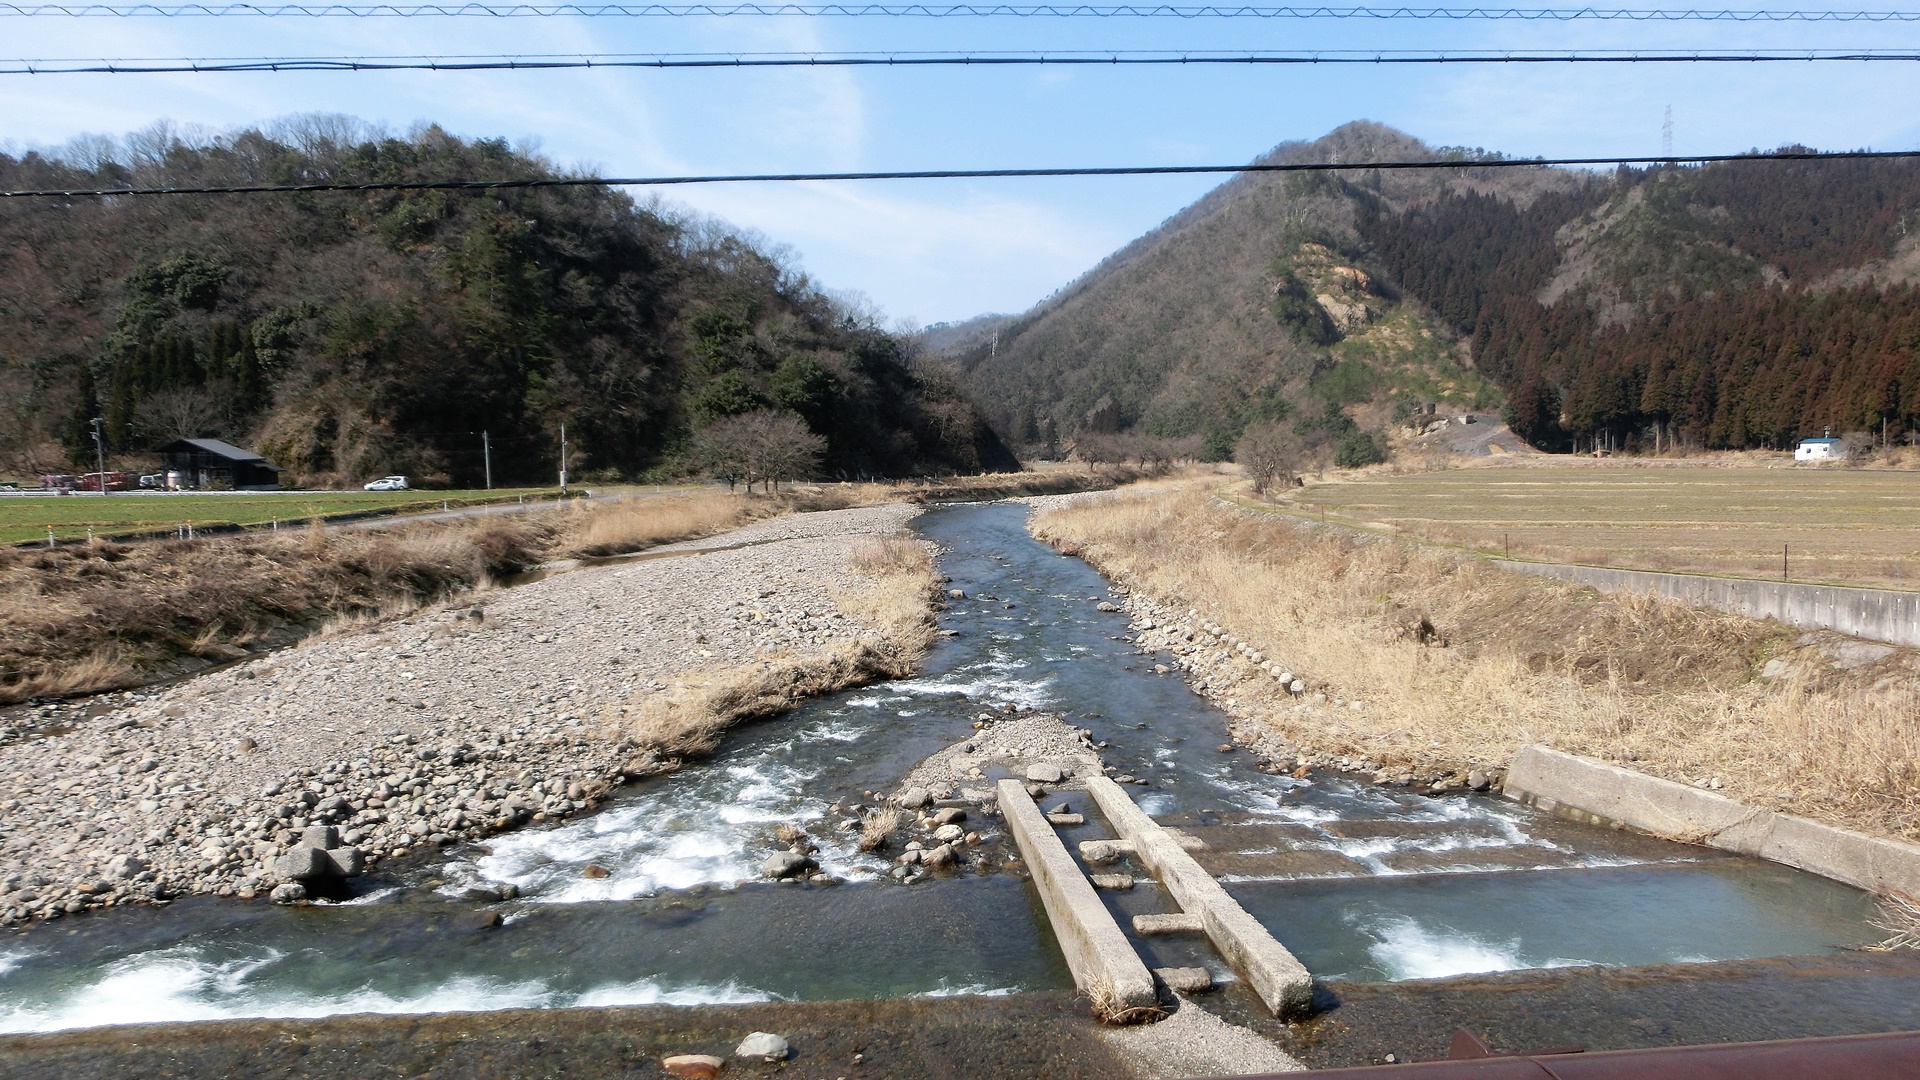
[0,502,1883,1032]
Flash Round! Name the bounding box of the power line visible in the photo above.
[9,2,1920,19]
[15,48,1920,72]
[8,148,1920,198]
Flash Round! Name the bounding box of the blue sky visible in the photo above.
[6,12,1920,324]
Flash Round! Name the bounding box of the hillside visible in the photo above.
[0,120,1015,487]
[956,122,1920,457]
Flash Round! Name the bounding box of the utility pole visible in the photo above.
[559,422,568,493]
[482,430,493,491]
[89,417,106,496]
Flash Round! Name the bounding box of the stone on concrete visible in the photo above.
[663,1054,725,1078]
[1026,763,1065,784]
[734,1032,790,1060]
[1090,873,1134,890]
[1047,812,1086,826]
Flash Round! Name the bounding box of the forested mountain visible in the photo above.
[0,118,1014,486]
[954,121,1920,456]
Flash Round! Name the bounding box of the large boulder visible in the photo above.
[761,852,818,880]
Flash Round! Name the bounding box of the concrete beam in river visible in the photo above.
[995,779,1157,1011]
[1083,775,1316,1016]
[1506,744,1920,897]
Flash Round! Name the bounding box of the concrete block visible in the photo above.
[1133,913,1205,935]
[1086,775,1314,1017]
[1154,967,1215,994]
[1506,744,1920,897]
[302,825,340,850]
[1079,839,1135,863]
[996,779,1156,1011]
[324,846,366,877]
[270,846,328,881]
[1499,561,1920,650]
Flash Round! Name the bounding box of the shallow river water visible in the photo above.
[0,502,1885,1032]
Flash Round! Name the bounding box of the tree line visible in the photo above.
[0,117,1014,486]
[1352,157,1920,451]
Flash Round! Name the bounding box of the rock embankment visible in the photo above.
[1106,595,1501,796]
[0,504,925,925]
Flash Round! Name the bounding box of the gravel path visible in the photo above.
[0,504,923,924]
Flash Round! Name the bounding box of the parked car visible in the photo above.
[138,473,164,489]
[364,475,410,492]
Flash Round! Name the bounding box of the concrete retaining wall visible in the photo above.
[1499,560,1920,649]
[1505,745,1920,897]
[1084,776,1315,1016]
[994,779,1157,1010]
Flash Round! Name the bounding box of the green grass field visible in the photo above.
[1277,463,1920,590]
[0,489,557,545]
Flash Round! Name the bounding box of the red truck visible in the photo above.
[75,471,131,492]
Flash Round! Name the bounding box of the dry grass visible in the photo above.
[858,807,902,852]
[608,531,939,761]
[1867,893,1920,951]
[1033,481,1920,843]
[1281,462,1920,589]
[561,492,770,558]
[1086,981,1167,1026]
[0,515,553,704]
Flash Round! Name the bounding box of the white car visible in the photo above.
[364,476,410,492]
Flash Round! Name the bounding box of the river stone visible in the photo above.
[269,882,306,904]
[922,843,957,869]
[893,787,933,810]
[105,854,147,880]
[933,824,965,843]
[734,1031,791,1060]
[663,1054,726,1079]
[932,807,966,825]
[1025,763,1064,784]
[1468,770,1492,791]
[762,852,817,880]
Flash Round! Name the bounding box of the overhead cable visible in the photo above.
[8,148,1920,199]
[14,48,1920,71]
[9,3,1920,20]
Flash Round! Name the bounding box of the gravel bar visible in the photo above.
[0,504,923,924]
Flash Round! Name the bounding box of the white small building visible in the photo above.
[1795,436,1846,462]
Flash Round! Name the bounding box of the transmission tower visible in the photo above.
[1662,105,1674,161]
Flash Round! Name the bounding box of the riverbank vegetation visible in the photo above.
[1,466,1131,706]
[1031,481,1920,843]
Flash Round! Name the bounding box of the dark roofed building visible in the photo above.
[157,438,281,490]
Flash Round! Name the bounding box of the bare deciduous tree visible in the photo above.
[693,410,825,492]
[133,387,230,444]
[1235,422,1302,495]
